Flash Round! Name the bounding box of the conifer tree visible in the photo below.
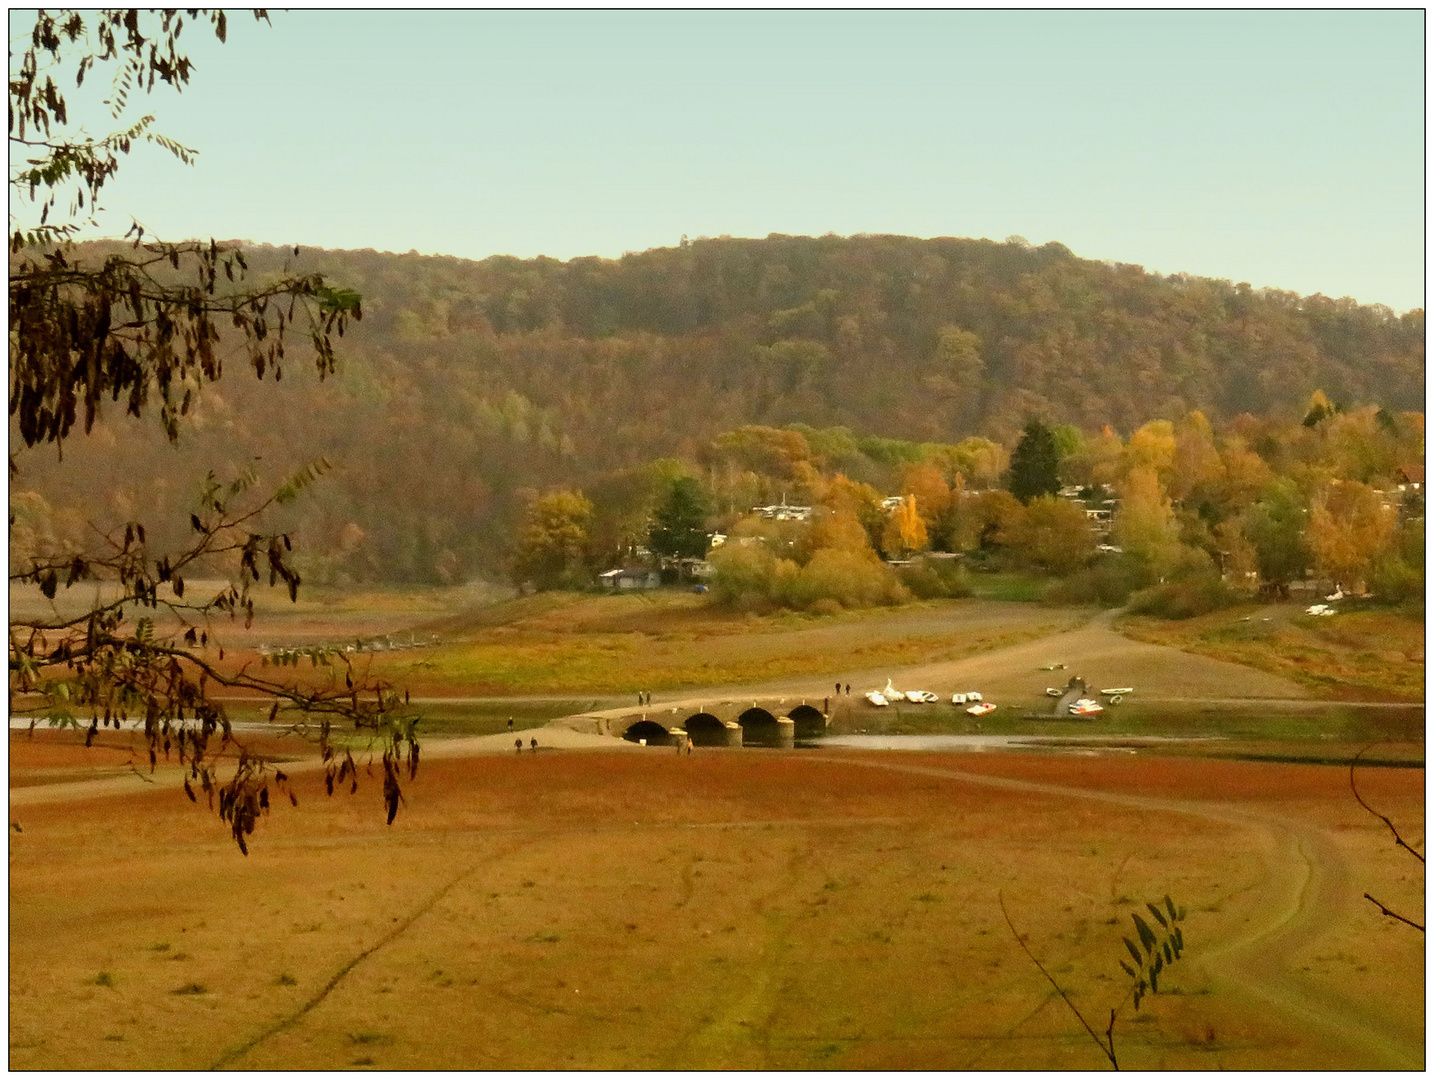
[1008,420,1061,504]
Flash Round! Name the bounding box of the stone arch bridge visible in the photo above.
[555,696,832,749]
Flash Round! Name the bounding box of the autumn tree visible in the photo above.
[1307,481,1397,592]
[1112,466,1182,572]
[950,489,1020,554]
[1303,388,1338,427]
[995,495,1095,575]
[898,461,953,547]
[513,490,595,589]
[1123,420,1177,484]
[818,473,887,551]
[880,494,928,559]
[945,436,1010,489]
[8,10,407,852]
[1168,411,1225,504]
[805,506,874,557]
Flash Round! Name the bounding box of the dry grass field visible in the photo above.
[270,592,1087,698]
[10,581,1424,1069]
[8,732,1424,1071]
[1121,601,1426,702]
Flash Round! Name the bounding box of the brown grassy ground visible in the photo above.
[9,733,1423,1071]
[107,590,1087,698]
[1120,602,1425,702]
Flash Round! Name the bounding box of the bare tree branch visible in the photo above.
[1363,893,1425,932]
[1350,743,1424,863]
[999,891,1119,1070]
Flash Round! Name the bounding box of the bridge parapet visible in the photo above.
[552,695,827,748]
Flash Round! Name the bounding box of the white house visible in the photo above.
[598,568,661,590]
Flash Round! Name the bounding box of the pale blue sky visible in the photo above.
[11,8,1426,310]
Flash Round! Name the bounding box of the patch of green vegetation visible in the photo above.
[276,973,298,986]
[171,983,206,995]
[1120,604,1425,701]
[828,695,1421,748]
[965,571,1048,603]
[92,972,114,987]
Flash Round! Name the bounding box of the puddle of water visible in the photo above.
[797,734,1219,753]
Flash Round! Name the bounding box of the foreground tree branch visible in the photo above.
[10,463,421,851]
[1349,744,1425,864]
[9,10,399,852]
[1349,744,1425,932]
[999,892,1188,1071]
[999,891,1119,1070]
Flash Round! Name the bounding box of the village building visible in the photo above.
[598,567,661,590]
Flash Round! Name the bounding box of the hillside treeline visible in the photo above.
[9,234,1424,585]
[513,402,1424,615]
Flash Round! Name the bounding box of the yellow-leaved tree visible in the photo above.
[1307,481,1397,592]
[1113,466,1183,572]
[513,490,595,590]
[881,494,928,558]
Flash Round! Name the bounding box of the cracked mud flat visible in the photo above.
[9,740,1424,1070]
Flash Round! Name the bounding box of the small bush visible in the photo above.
[93,971,115,988]
[710,542,907,611]
[1127,578,1239,619]
[1045,554,1153,607]
[807,597,843,617]
[1368,555,1424,604]
[898,558,972,600]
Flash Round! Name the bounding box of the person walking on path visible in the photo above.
[507,717,514,733]
[686,735,693,755]
[514,738,523,754]
[530,737,538,752]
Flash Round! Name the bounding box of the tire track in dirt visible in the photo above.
[802,753,1423,1069]
[670,844,807,1068]
[208,838,526,1071]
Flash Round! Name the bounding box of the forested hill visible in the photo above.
[12,233,1424,582]
[264,233,1421,442]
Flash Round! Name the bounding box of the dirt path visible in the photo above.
[631,607,1313,709]
[798,752,1423,1070]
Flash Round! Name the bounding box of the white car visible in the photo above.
[966,701,997,717]
[952,693,967,705]
[865,691,889,707]
[906,690,939,704]
[965,691,982,702]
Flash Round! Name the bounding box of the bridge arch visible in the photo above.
[683,712,729,747]
[738,707,783,747]
[623,719,676,746]
[786,704,826,740]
